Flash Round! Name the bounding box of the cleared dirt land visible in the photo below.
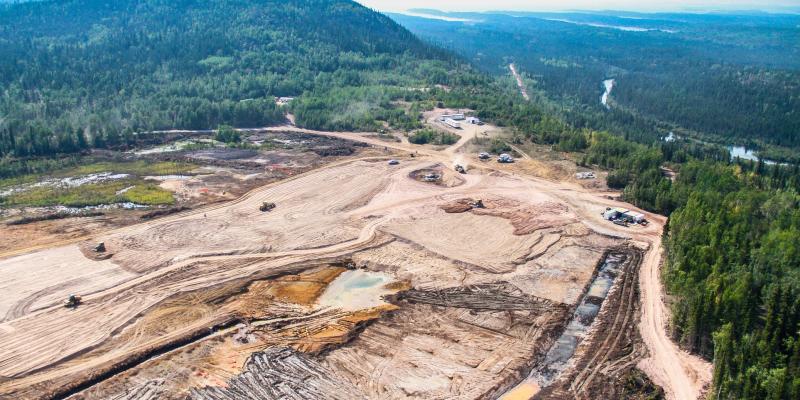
[0,119,708,399]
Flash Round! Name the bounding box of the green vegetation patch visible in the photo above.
[68,161,197,176]
[0,160,196,190]
[0,179,174,208]
[409,128,459,145]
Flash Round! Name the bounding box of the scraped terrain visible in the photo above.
[0,121,706,399]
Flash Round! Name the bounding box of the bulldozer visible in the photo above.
[64,294,82,308]
[259,202,276,212]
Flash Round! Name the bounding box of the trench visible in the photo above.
[500,250,627,399]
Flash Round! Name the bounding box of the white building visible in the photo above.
[439,113,465,121]
[275,96,295,106]
[444,118,461,129]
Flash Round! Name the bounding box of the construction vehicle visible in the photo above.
[259,202,276,212]
[478,152,490,160]
[470,199,485,208]
[423,173,440,182]
[388,159,400,165]
[93,242,106,253]
[497,153,514,163]
[64,294,82,308]
[454,164,466,174]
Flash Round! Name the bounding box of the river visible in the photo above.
[664,133,785,165]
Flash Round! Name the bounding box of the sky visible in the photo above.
[356,0,800,13]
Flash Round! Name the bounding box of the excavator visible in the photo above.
[260,202,276,212]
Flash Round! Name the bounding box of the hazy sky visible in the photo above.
[356,0,800,13]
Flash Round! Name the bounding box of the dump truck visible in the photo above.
[259,202,276,212]
[64,294,82,308]
[455,165,466,174]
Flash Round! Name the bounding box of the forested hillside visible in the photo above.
[0,0,453,159]
[391,11,800,153]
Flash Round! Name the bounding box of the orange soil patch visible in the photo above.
[245,267,346,307]
[290,304,399,354]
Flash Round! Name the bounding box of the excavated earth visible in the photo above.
[0,126,669,400]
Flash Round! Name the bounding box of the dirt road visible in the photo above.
[638,240,712,400]
[509,64,530,101]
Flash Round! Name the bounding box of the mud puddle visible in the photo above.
[315,269,394,311]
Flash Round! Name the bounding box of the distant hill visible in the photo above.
[0,0,453,157]
[392,10,800,150]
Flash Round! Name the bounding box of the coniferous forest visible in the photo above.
[0,0,452,159]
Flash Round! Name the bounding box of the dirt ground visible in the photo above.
[535,246,664,400]
[0,115,709,399]
[0,132,386,258]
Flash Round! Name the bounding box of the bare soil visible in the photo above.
[0,116,710,399]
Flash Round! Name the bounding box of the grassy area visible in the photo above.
[0,160,196,190]
[408,128,459,145]
[67,161,197,177]
[0,179,175,207]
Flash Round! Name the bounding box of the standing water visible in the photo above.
[500,252,627,399]
[727,145,786,165]
[315,269,394,311]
